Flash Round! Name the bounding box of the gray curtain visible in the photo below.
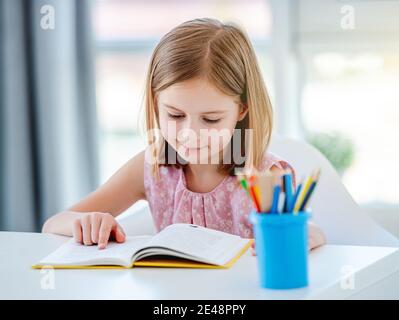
[0,0,99,232]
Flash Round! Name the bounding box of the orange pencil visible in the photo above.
[248,175,261,212]
[249,185,261,212]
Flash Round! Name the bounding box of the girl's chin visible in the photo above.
[176,150,223,165]
[177,152,208,164]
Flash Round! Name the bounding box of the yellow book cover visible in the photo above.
[32,224,253,270]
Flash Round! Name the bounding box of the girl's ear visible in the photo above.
[237,103,249,121]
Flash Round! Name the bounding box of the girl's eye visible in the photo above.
[203,118,221,124]
[168,113,185,119]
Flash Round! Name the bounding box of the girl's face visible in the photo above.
[157,78,248,164]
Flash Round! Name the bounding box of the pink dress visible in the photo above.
[143,150,295,239]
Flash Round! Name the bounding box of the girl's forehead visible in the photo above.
[158,79,239,113]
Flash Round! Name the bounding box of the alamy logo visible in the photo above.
[340,5,355,30]
[340,265,355,290]
[40,266,55,290]
[145,124,252,166]
[40,5,55,30]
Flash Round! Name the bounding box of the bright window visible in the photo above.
[302,52,399,206]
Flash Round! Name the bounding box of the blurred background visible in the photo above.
[1,0,398,232]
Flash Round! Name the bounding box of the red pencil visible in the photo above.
[249,186,261,212]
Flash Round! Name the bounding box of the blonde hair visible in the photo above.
[144,18,273,178]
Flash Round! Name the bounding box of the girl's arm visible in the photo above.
[42,150,146,248]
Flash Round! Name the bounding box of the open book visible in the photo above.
[32,223,253,269]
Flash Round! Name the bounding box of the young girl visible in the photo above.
[42,18,326,251]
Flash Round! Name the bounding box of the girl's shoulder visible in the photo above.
[258,151,296,184]
[259,151,294,171]
[143,146,181,186]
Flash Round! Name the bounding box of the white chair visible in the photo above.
[117,200,156,236]
[118,135,399,247]
[269,134,399,247]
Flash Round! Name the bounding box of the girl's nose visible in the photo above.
[181,117,201,133]
[178,119,202,145]
[178,130,201,148]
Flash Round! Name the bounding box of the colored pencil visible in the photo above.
[248,175,262,213]
[270,185,281,214]
[236,167,321,215]
[237,174,250,196]
[283,171,293,212]
[299,169,321,211]
[293,175,313,214]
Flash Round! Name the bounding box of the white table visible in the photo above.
[1,231,399,299]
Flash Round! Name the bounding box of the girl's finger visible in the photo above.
[90,214,102,244]
[81,216,93,246]
[72,219,82,244]
[112,223,126,243]
[98,218,113,250]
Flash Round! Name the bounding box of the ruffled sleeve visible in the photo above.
[259,152,296,188]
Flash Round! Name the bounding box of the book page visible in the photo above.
[36,236,151,267]
[145,224,249,265]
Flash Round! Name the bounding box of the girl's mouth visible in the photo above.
[178,143,208,158]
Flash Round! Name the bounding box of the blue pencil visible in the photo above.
[270,185,281,214]
[283,173,293,213]
[290,182,302,213]
[299,182,315,211]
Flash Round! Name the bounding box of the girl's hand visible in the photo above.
[250,221,326,256]
[72,212,126,250]
[308,221,326,251]
[250,241,256,256]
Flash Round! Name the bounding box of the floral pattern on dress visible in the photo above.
[143,149,295,238]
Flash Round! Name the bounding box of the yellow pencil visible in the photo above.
[293,175,313,214]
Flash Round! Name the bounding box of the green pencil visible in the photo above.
[237,175,250,197]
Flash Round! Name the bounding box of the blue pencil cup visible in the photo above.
[249,210,310,289]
